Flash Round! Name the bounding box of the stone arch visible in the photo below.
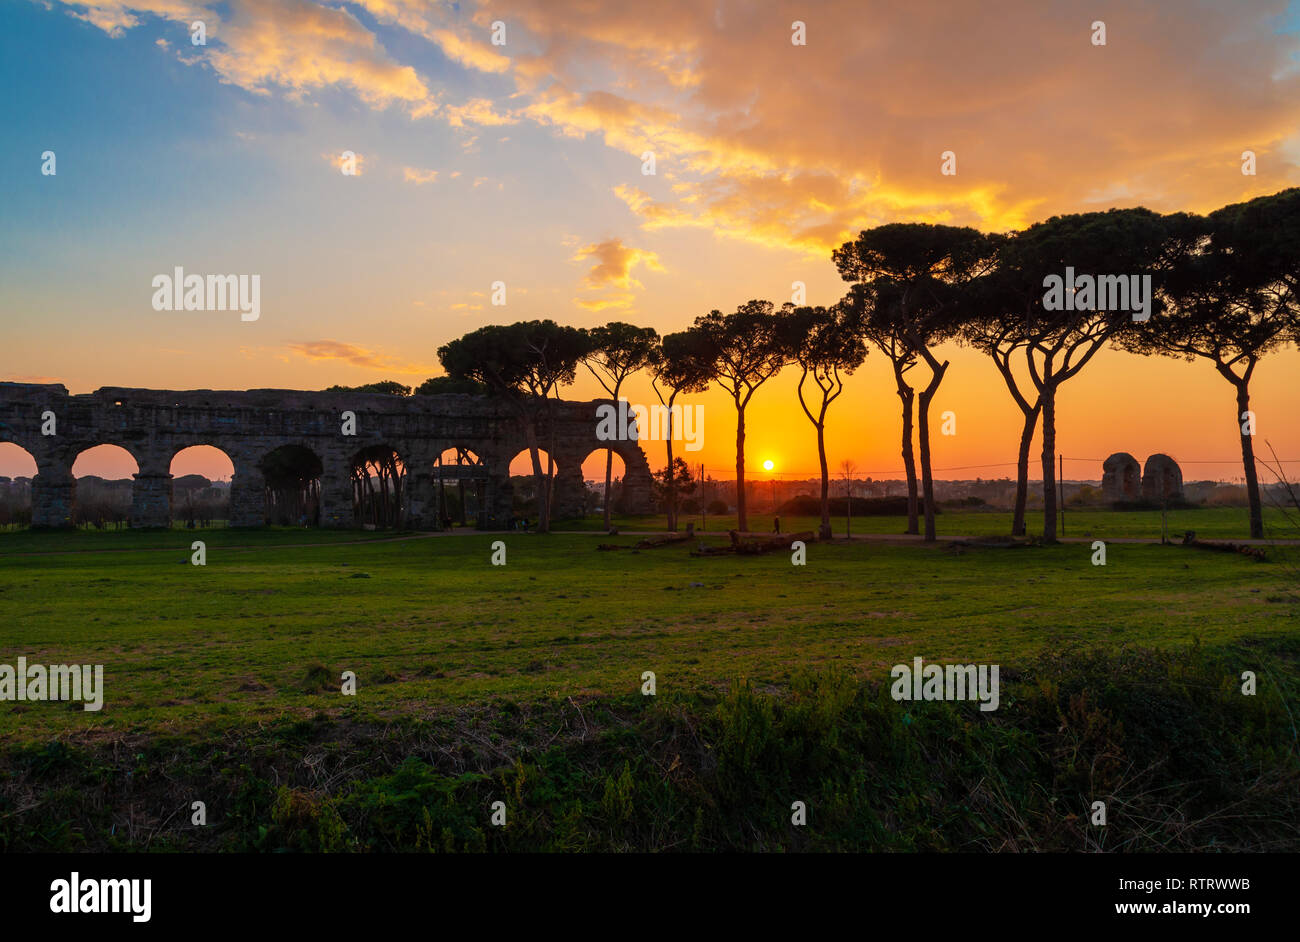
[170,442,236,478]
[1102,452,1140,501]
[349,442,407,529]
[170,445,235,528]
[0,382,659,529]
[569,441,654,516]
[70,444,139,529]
[0,442,37,529]
[583,447,627,519]
[1141,454,1183,501]
[0,441,38,477]
[258,443,324,526]
[507,447,561,520]
[508,446,558,476]
[71,442,141,477]
[434,445,491,528]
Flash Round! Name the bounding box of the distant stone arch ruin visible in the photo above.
[0,382,655,528]
[1101,452,1183,502]
[1140,453,1184,500]
[1102,452,1140,500]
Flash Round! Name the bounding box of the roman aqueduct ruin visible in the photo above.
[0,382,654,528]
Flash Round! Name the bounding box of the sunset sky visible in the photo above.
[2,0,1299,484]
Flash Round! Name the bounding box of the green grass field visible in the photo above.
[569,504,1296,541]
[2,509,1297,852]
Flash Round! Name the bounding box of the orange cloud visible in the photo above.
[444,97,518,128]
[323,150,366,175]
[286,340,431,374]
[63,0,437,115]
[3,374,63,385]
[345,2,512,73]
[57,0,202,36]
[570,237,663,311]
[427,27,511,74]
[476,0,1300,249]
[206,0,432,111]
[402,166,439,184]
[57,0,1300,253]
[572,237,663,290]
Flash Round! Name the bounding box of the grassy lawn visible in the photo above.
[2,517,1296,852]
[2,522,1296,744]
[564,505,1296,540]
[0,526,411,555]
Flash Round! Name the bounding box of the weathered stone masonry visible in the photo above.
[0,383,654,528]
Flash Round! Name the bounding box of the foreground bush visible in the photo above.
[2,644,1295,852]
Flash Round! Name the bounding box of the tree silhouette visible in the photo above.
[994,207,1184,540]
[414,376,490,397]
[776,303,868,540]
[959,249,1041,536]
[1122,191,1299,538]
[835,223,996,541]
[653,457,697,513]
[439,320,589,532]
[649,328,713,531]
[692,300,787,532]
[324,381,412,396]
[582,322,659,531]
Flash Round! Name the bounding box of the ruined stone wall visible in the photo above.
[0,382,654,528]
[1141,453,1184,500]
[1102,452,1141,500]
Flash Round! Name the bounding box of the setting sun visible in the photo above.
[762,459,776,472]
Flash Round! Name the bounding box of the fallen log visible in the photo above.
[689,543,735,557]
[1180,534,1267,561]
[729,530,816,555]
[634,532,694,549]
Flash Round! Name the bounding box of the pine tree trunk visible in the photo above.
[735,398,748,532]
[897,377,919,535]
[918,390,936,542]
[666,396,677,532]
[817,419,831,541]
[603,448,613,531]
[1012,402,1041,537]
[1041,386,1058,542]
[1235,380,1264,539]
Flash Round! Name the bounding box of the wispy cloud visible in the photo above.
[570,237,662,311]
[48,0,1300,252]
[286,340,432,375]
[444,97,517,128]
[402,166,439,184]
[61,0,438,116]
[322,149,366,175]
[572,237,663,290]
